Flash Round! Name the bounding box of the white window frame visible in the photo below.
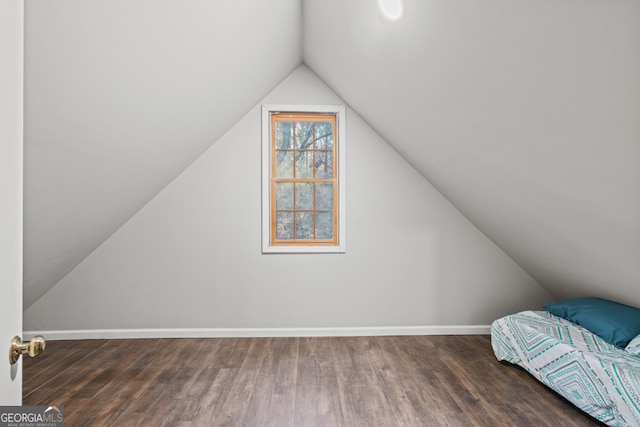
[261,104,346,254]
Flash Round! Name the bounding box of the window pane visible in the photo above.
[295,122,314,150]
[315,122,333,150]
[275,182,293,210]
[316,212,333,239]
[296,212,314,239]
[266,109,342,250]
[276,122,293,149]
[295,182,314,210]
[314,151,333,178]
[275,151,293,178]
[295,151,314,178]
[316,183,333,211]
[276,212,294,240]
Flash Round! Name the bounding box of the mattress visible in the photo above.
[491,310,640,427]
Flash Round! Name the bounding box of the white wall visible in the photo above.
[23,0,302,310]
[303,0,640,308]
[24,66,552,333]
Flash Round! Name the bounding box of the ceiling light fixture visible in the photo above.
[378,0,404,21]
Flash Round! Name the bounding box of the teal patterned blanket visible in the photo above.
[491,310,640,426]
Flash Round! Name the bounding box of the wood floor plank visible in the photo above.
[374,337,450,425]
[23,339,109,395]
[214,338,271,426]
[23,335,607,426]
[261,337,298,427]
[292,337,344,427]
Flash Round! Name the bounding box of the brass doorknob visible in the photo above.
[9,336,46,365]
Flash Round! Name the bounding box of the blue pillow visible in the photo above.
[543,297,640,348]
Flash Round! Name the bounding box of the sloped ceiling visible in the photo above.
[24,0,640,311]
[303,0,640,306]
[23,0,301,309]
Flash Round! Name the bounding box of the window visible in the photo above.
[262,105,346,253]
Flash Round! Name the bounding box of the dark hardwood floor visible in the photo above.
[23,335,605,426]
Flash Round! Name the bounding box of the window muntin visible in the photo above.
[261,105,345,254]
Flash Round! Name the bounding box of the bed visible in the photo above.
[491,298,640,427]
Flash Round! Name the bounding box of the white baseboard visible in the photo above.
[24,325,491,341]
